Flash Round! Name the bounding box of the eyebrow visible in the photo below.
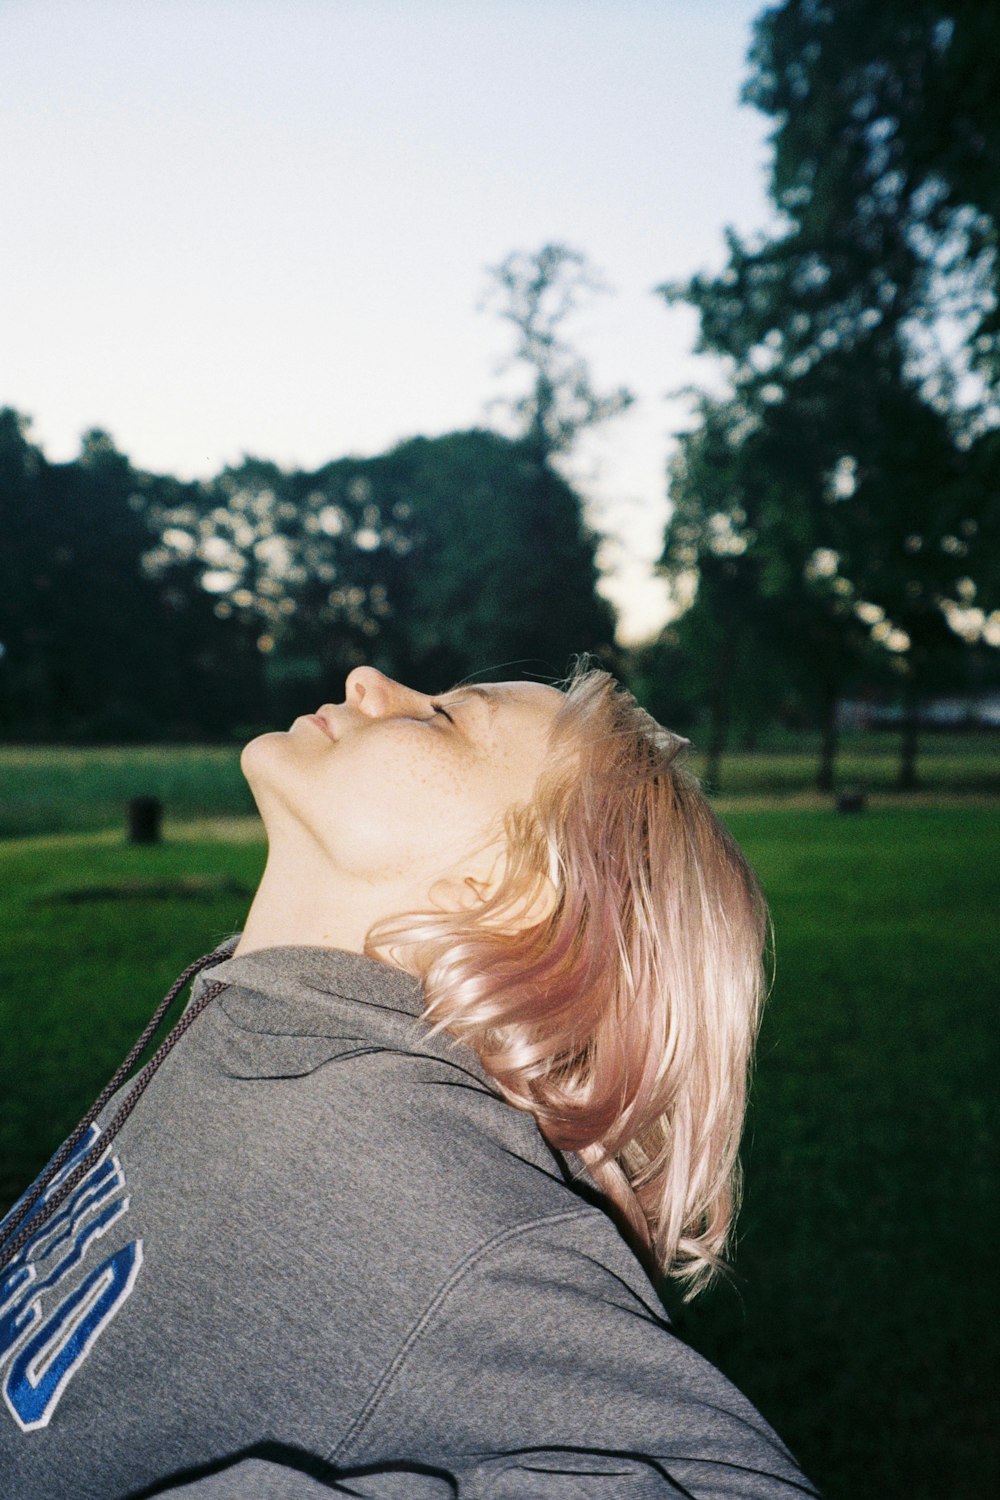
[442,684,500,717]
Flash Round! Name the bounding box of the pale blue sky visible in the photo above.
[1,0,776,640]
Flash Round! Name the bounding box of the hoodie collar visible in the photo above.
[194,937,427,1036]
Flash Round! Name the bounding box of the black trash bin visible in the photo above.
[127,795,163,845]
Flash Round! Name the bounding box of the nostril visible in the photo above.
[345,665,397,716]
[345,666,429,721]
[345,665,377,705]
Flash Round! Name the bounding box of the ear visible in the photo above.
[440,844,558,933]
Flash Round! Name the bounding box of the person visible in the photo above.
[0,662,819,1498]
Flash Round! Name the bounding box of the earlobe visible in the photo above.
[463,873,491,902]
[434,856,505,915]
[427,868,498,916]
[461,860,558,934]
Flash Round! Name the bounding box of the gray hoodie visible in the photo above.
[0,942,818,1498]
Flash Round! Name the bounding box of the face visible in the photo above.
[242,666,564,906]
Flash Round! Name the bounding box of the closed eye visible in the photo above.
[430,703,455,724]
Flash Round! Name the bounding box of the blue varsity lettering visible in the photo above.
[0,1125,98,1254]
[0,1125,143,1432]
[4,1242,143,1432]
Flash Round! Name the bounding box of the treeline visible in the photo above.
[2,1,1000,792]
[0,414,616,740]
[0,243,630,741]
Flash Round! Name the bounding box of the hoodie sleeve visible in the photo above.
[331,1210,820,1500]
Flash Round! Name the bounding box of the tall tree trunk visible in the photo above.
[816,680,839,792]
[705,632,736,791]
[897,673,920,791]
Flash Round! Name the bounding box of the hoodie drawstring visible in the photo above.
[0,947,230,1274]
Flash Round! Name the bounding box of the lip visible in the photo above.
[305,713,337,741]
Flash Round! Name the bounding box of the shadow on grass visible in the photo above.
[35,874,254,904]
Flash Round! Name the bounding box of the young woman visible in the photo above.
[0,663,818,1498]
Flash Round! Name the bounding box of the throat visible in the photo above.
[234,844,405,959]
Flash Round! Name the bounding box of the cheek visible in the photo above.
[312,749,497,880]
[245,723,513,886]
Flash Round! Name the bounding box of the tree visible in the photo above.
[146,429,616,712]
[133,468,264,736]
[479,242,634,677]
[373,429,617,691]
[746,0,1000,415]
[481,242,634,462]
[0,408,47,733]
[659,0,1000,788]
[657,382,861,789]
[0,422,173,736]
[659,394,773,789]
[0,412,261,739]
[137,244,628,723]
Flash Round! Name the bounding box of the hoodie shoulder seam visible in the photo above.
[328,1208,596,1467]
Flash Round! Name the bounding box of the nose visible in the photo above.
[344,666,430,718]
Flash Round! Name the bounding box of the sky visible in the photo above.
[0,0,778,642]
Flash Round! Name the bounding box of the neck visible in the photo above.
[235,838,404,959]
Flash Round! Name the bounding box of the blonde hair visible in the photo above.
[366,662,769,1297]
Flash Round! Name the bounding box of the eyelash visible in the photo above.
[431,703,454,724]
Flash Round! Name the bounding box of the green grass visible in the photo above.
[1,808,997,1498]
[703,734,999,798]
[670,808,1000,1499]
[0,745,254,838]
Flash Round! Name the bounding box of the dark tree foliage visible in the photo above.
[2,411,616,739]
[658,388,863,789]
[372,429,617,692]
[3,242,627,738]
[0,411,259,740]
[747,0,1000,401]
[659,0,1000,788]
[146,429,617,718]
[620,630,703,741]
[473,242,632,685]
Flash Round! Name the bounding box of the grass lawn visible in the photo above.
[1,806,997,1498]
[0,745,255,839]
[670,808,999,1499]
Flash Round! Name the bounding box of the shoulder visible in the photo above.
[316,1043,588,1247]
[334,1207,816,1494]
[189,980,593,1259]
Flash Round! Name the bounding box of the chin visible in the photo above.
[240,728,291,783]
[240,729,309,835]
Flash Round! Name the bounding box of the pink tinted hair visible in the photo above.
[366,662,769,1297]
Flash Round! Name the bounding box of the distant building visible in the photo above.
[837,691,1000,731]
